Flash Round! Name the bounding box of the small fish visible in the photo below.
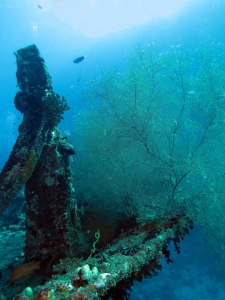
[73,56,85,64]
[37,5,42,9]
[10,261,41,282]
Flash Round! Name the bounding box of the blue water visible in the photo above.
[0,0,224,165]
[1,0,225,299]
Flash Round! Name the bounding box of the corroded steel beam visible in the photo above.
[0,44,58,214]
[24,128,81,264]
[15,215,193,299]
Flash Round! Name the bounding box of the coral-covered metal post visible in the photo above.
[0,44,53,214]
[0,45,81,264]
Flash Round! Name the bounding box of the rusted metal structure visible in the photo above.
[0,45,81,266]
[26,215,193,300]
[0,45,193,299]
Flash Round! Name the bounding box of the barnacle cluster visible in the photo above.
[42,92,70,128]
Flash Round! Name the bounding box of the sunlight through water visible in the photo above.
[34,0,191,37]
